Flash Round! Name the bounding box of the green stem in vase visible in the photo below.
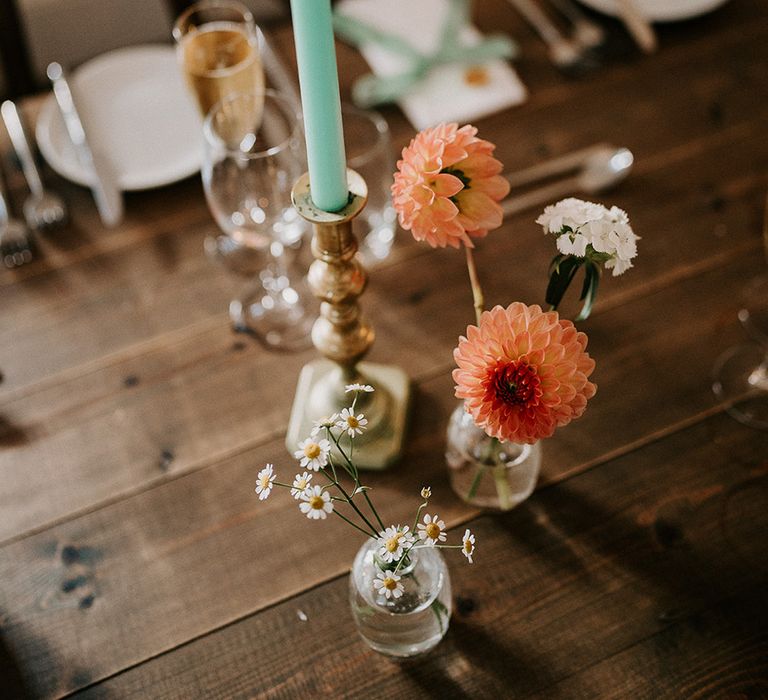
[492,463,513,510]
[466,465,486,500]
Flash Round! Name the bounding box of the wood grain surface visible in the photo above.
[0,0,767,697]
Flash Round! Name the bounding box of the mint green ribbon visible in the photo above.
[333,0,516,108]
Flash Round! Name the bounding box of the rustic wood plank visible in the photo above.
[0,252,765,697]
[0,122,765,544]
[68,411,768,699]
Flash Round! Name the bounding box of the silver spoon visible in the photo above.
[502,146,634,218]
[1,100,68,231]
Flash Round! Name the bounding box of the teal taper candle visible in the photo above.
[289,0,349,212]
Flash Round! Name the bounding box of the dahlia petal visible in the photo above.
[431,173,464,198]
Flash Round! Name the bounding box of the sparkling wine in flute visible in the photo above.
[181,21,265,123]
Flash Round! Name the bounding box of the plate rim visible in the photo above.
[575,0,730,22]
[35,43,202,192]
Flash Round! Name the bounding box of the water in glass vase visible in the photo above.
[349,539,452,657]
[446,403,542,510]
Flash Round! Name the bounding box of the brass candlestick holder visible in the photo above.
[285,169,410,470]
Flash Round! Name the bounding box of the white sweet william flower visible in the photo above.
[376,525,416,563]
[290,472,313,500]
[336,407,368,438]
[538,198,639,275]
[556,231,588,257]
[299,485,333,520]
[462,529,476,563]
[373,570,404,600]
[345,383,374,393]
[310,414,338,438]
[255,464,276,501]
[294,438,331,471]
[417,514,447,545]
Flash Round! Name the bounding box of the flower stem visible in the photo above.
[333,509,376,538]
[493,464,513,510]
[465,246,485,325]
[466,466,485,501]
[330,432,385,532]
[320,465,379,537]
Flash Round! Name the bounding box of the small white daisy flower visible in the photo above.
[376,525,416,563]
[255,464,276,501]
[462,529,476,564]
[299,485,333,520]
[294,438,331,471]
[290,472,313,500]
[345,383,374,393]
[310,414,338,438]
[373,570,404,600]
[336,407,368,438]
[417,513,447,545]
[420,486,432,500]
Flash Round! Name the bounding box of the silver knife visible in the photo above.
[46,62,123,227]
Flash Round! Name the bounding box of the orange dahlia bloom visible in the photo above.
[453,303,597,444]
[391,123,510,249]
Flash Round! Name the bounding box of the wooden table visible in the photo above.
[1,1,767,697]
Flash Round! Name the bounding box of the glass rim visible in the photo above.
[203,89,301,161]
[173,0,255,41]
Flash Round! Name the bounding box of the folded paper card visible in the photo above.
[334,0,527,129]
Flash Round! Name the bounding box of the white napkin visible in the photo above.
[335,0,527,129]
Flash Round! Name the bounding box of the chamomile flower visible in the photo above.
[417,514,447,545]
[420,486,432,500]
[294,438,331,471]
[310,414,338,438]
[290,472,313,500]
[376,525,416,563]
[345,383,374,393]
[336,407,368,438]
[255,464,276,501]
[373,570,404,600]
[299,485,334,520]
[462,529,476,563]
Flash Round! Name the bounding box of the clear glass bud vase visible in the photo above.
[349,538,452,657]
[446,403,542,510]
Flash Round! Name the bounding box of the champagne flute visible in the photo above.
[173,0,265,119]
[202,91,314,350]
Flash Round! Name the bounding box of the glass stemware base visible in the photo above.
[712,342,768,430]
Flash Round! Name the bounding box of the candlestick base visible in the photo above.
[286,359,410,470]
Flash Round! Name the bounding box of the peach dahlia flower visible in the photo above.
[453,303,597,444]
[391,123,510,249]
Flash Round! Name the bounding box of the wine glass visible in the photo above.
[202,90,314,350]
[342,105,397,267]
[712,191,768,428]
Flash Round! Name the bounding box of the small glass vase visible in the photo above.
[446,403,542,510]
[349,538,452,657]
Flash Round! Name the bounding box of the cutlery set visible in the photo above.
[505,0,656,74]
[0,62,124,269]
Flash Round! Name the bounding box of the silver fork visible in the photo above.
[1,100,68,230]
[0,171,34,268]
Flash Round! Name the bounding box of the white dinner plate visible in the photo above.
[577,0,730,22]
[36,45,203,191]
